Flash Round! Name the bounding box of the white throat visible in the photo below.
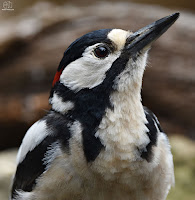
[92,88,150,181]
[97,88,148,148]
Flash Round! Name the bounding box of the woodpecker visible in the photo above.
[11,13,179,200]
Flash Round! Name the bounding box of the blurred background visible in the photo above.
[0,0,194,199]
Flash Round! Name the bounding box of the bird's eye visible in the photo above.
[94,46,109,58]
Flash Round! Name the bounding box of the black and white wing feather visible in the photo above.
[11,112,71,199]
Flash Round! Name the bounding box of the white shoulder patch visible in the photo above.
[50,92,74,114]
[16,120,50,164]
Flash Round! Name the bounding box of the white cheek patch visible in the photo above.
[60,44,121,92]
[16,120,51,164]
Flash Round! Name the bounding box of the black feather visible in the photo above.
[139,107,162,162]
[57,29,113,72]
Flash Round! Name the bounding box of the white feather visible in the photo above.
[60,43,121,91]
[16,120,51,164]
[49,92,74,114]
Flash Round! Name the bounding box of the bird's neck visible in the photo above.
[95,86,149,160]
[111,73,144,119]
[50,80,144,123]
[106,87,146,130]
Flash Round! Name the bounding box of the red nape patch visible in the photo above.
[52,68,63,87]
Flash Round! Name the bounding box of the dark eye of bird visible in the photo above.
[94,46,109,58]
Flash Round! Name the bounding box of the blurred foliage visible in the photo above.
[167,136,195,200]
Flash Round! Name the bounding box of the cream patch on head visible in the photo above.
[108,29,131,50]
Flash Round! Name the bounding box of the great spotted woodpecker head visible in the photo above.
[49,13,179,116]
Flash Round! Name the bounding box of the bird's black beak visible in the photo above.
[126,13,180,56]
